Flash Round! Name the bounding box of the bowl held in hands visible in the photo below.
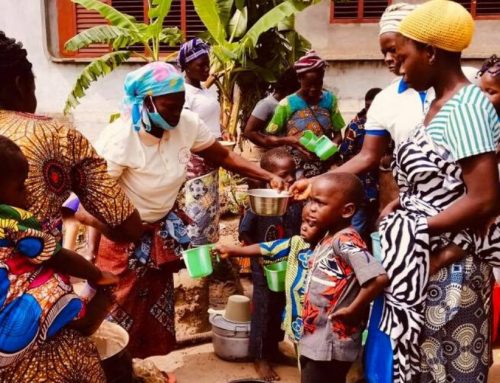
[247,189,291,217]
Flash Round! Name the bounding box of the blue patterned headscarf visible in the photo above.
[122,61,185,131]
[177,38,210,71]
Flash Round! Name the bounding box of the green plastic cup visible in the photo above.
[314,135,338,161]
[182,245,215,279]
[264,261,287,292]
[299,130,319,152]
[370,232,381,262]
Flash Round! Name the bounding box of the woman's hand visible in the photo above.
[290,178,312,200]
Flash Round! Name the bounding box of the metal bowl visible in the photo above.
[247,189,291,217]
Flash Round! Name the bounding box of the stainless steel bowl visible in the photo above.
[247,189,291,216]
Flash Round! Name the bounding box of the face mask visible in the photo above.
[146,98,177,131]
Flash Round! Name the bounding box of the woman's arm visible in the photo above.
[196,141,285,189]
[427,152,499,235]
[243,115,299,148]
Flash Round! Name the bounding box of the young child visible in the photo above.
[0,135,117,365]
[215,205,326,345]
[239,147,302,381]
[339,87,382,240]
[299,173,388,383]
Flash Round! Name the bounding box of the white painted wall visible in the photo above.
[0,0,496,142]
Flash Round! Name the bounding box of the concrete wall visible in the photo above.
[295,0,500,117]
[0,0,498,142]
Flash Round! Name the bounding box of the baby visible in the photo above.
[0,135,117,365]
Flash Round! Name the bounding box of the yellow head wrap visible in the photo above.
[398,0,474,52]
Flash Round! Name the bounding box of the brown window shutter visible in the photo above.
[112,0,147,53]
[185,0,205,41]
[475,0,500,17]
[332,0,391,23]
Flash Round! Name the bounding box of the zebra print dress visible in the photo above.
[378,85,500,382]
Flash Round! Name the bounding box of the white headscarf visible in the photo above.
[379,3,417,36]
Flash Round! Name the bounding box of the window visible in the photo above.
[330,0,392,23]
[330,0,500,24]
[56,0,205,58]
[454,0,500,18]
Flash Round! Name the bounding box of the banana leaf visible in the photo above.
[64,25,138,52]
[64,51,131,115]
[216,0,234,26]
[192,0,227,45]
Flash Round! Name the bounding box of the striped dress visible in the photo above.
[376,85,500,382]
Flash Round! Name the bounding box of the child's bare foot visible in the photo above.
[254,359,280,382]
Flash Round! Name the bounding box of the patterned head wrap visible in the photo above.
[177,38,210,71]
[122,61,185,131]
[379,3,417,36]
[294,50,326,75]
[399,0,474,53]
[478,55,500,78]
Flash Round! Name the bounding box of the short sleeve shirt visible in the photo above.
[300,228,386,362]
[365,79,434,147]
[238,201,303,244]
[425,84,500,161]
[0,110,135,235]
[96,109,215,223]
[184,83,221,138]
[251,95,279,123]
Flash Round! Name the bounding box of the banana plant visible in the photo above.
[63,0,183,115]
[193,0,319,138]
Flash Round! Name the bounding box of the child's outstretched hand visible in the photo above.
[212,244,235,259]
[93,271,119,287]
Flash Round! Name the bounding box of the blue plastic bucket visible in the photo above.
[370,232,382,262]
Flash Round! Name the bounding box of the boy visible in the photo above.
[339,88,382,240]
[239,147,302,381]
[299,173,388,383]
[215,205,325,345]
[0,135,117,365]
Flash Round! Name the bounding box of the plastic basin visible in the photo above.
[370,232,382,262]
[314,135,338,161]
[182,245,215,278]
[264,261,287,292]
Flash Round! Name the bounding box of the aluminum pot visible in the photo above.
[209,313,251,361]
[247,189,291,217]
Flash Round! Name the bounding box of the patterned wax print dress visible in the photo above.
[266,91,345,178]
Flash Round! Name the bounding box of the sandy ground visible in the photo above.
[146,342,500,383]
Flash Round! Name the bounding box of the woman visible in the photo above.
[93,62,284,359]
[0,31,143,382]
[290,3,427,197]
[264,51,345,178]
[243,67,300,163]
[178,38,221,246]
[375,1,499,382]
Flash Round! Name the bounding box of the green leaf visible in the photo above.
[228,7,247,40]
[109,112,121,123]
[240,1,305,52]
[148,0,173,38]
[159,27,183,46]
[192,0,227,45]
[64,51,131,115]
[71,0,138,29]
[64,25,138,51]
[216,0,233,26]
